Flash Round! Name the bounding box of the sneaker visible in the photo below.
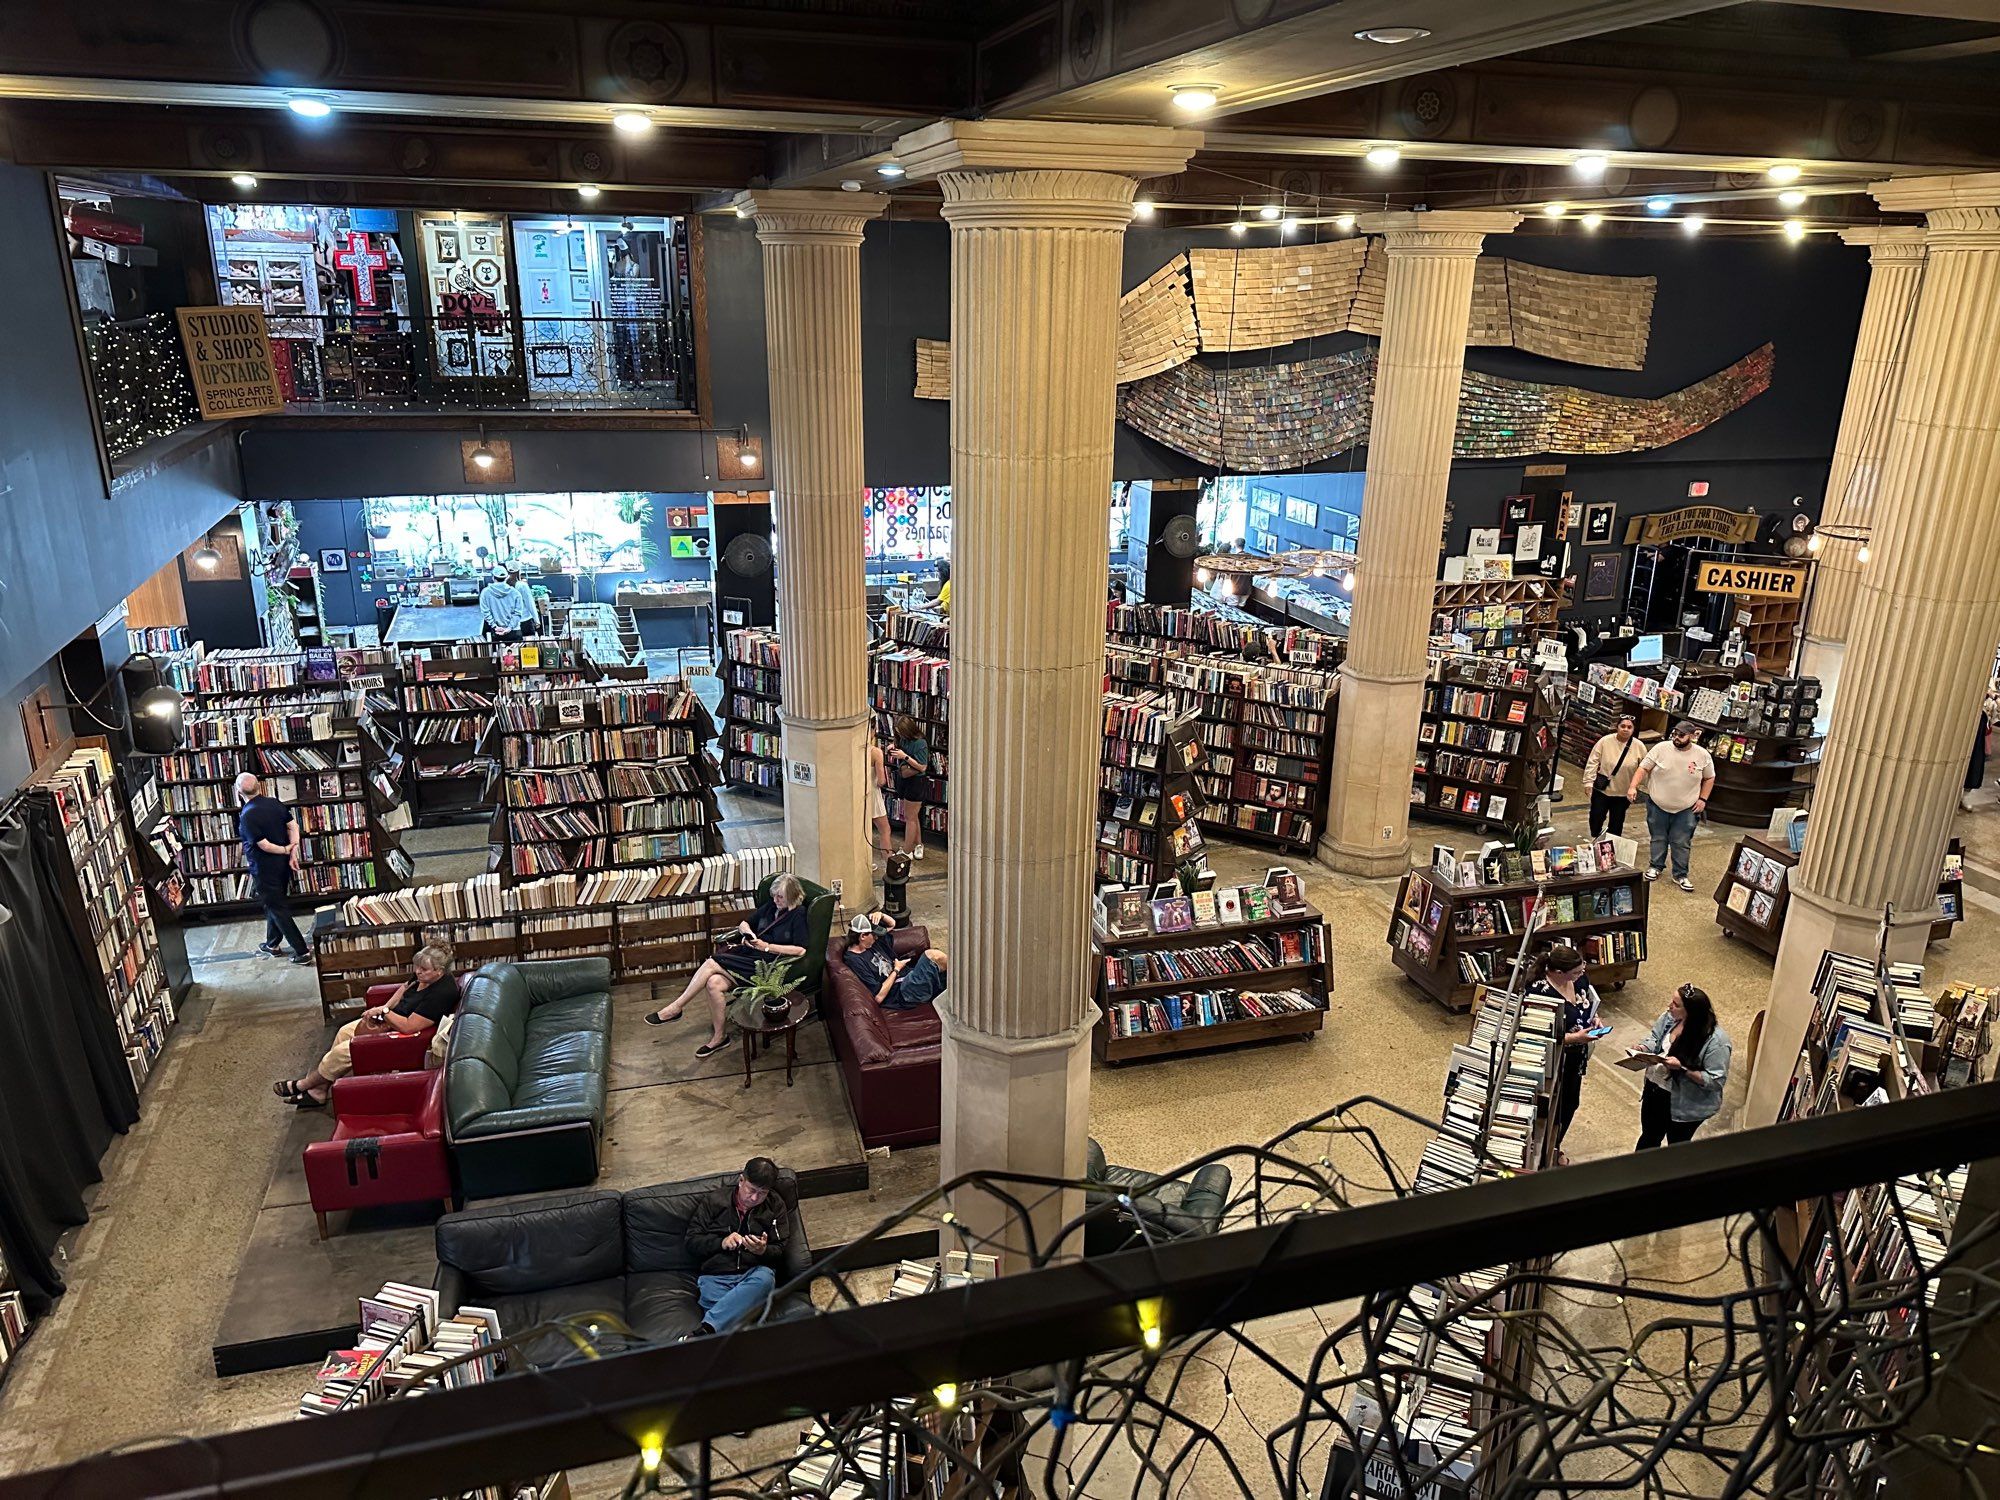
[290,952,314,965]
[257,941,284,956]
[910,846,926,861]
[1644,868,1661,882]
[1675,876,1695,892]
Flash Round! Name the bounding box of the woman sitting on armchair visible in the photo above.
[274,943,458,1107]
[646,873,810,1059]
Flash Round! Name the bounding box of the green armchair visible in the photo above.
[1081,1138,1233,1256]
[759,873,837,998]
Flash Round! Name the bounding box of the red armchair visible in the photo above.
[303,1069,456,1239]
[822,926,941,1149]
[347,981,443,1075]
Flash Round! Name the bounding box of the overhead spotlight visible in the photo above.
[612,111,653,135]
[1133,199,1156,218]
[733,203,751,218]
[839,180,862,192]
[1355,27,1431,43]
[1646,197,1673,214]
[876,162,906,179]
[191,543,222,572]
[1572,153,1609,178]
[286,96,332,119]
[1580,212,1604,231]
[1230,219,1247,236]
[1767,163,1802,184]
[1543,202,1568,218]
[1778,188,1807,209]
[1364,144,1402,169]
[1334,213,1357,232]
[736,426,760,471]
[470,445,496,471]
[1783,219,1807,243]
[1169,85,1219,114]
[1682,215,1706,235]
[1807,531,1823,553]
[1280,216,1299,234]
[577,184,601,200]
[230,173,258,190]
[1258,204,1281,220]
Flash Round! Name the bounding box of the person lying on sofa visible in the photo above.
[274,944,459,1106]
[842,912,949,1012]
[682,1156,790,1337]
[645,874,811,1059]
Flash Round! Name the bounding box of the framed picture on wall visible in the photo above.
[1284,497,1317,528]
[1584,502,1617,545]
[1585,551,1623,602]
[319,548,349,573]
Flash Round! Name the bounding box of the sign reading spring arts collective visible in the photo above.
[174,306,286,418]
[1694,559,1809,601]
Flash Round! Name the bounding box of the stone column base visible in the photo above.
[938,1001,1097,1271]
[1323,671,1425,877]
[779,712,872,913]
[1745,880,1934,1123]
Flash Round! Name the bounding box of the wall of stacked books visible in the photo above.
[871,608,951,843]
[719,628,783,795]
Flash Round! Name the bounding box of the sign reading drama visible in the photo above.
[174,306,285,418]
[1694,559,1809,600]
[1622,505,1761,546]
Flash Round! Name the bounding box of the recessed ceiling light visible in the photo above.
[1573,153,1608,178]
[1767,163,1802,184]
[1281,216,1299,234]
[876,162,906,179]
[1580,212,1604,231]
[230,174,258,190]
[1778,188,1807,209]
[1258,203,1281,220]
[1646,197,1673,214]
[840,179,861,192]
[1355,26,1431,44]
[612,111,653,135]
[1230,219,1247,236]
[1783,219,1807,242]
[1543,202,1567,218]
[577,184,601,200]
[1170,85,1219,113]
[1364,144,1402,170]
[286,97,332,119]
[1133,199,1155,218]
[1334,213,1357,232]
[1683,215,1706,235]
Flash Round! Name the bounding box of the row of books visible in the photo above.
[883,608,951,654]
[1427,685,1531,724]
[1103,925,1323,989]
[299,1280,501,1417]
[872,649,950,696]
[1105,986,1323,1037]
[727,627,782,672]
[727,663,781,699]
[401,685,494,713]
[1412,781,1512,821]
[1099,871,1308,937]
[1428,838,1635,889]
[1420,720,1523,755]
[181,710,347,748]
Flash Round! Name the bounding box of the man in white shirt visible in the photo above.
[506,563,538,632]
[1628,720,1716,891]
[479,564,532,642]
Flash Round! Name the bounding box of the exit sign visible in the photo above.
[1687,481,1710,497]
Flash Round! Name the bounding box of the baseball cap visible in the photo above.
[1673,720,1702,738]
[492,564,508,579]
[848,913,890,937]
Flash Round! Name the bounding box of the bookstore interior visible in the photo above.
[10,12,2000,1494]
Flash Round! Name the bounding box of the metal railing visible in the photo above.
[10,1082,2000,1500]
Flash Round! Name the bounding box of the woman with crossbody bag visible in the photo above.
[1584,715,1641,838]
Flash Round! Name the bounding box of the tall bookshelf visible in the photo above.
[1105,598,1345,671]
[1389,842,1650,1012]
[1095,695,1208,889]
[154,650,408,914]
[871,609,951,845]
[1413,654,1558,833]
[34,742,178,1093]
[398,644,499,824]
[720,627,784,796]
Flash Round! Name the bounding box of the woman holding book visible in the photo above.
[884,715,933,860]
[1528,944,1602,1165]
[1582,715,1641,838]
[1633,983,1731,1148]
[646,873,811,1059]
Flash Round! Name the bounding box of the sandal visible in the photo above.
[273,1080,309,1101]
[292,1090,328,1109]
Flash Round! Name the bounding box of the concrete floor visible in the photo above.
[2,777,1996,1489]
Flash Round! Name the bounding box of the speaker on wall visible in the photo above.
[710,495,777,634]
[1128,481,1202,606]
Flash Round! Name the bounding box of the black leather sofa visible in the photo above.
[431,1170,814,1366]
[1081,1139,1233,1256]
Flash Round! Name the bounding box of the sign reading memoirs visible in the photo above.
[174,306,285,419]
[1621,505,1761,547]
[1694,559,1809,600]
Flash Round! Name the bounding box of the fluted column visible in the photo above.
[1322,211,1522,877]
[1798,228,1929,703]
[1749,175,2000,1123]
[741,190,887,907]
[896,119,1199,1265]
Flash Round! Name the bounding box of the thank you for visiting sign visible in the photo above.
[175,306,286,419]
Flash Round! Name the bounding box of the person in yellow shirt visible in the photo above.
[934,560,951,614]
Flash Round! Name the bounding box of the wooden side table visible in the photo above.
[737,993,811,1088]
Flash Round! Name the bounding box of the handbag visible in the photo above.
[1594,738,1635,796]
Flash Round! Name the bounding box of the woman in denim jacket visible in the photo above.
[1635,983,1730,1148]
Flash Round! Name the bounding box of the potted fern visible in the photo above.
[725,958,799,1029]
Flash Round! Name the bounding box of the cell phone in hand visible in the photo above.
[1587,1024,1614,1039]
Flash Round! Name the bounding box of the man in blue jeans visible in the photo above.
[1627,721,1717,893]
[681,1156,788,1337]
[236,772,312,964]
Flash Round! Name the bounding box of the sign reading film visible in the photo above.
[1694,559,1809,601]
[175,306,286,419]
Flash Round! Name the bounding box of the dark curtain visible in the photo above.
[0,799,140,1313]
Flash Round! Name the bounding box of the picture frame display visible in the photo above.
[1585,551,1623,602]
[1584,502,1617,545]
[319,548,349,573]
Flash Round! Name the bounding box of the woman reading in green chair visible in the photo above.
[646,873,810,1058]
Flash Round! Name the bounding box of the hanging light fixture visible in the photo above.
[191,542,223,572]
[470,424,497,471]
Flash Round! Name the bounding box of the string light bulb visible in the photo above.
[932,1382,959,1410]
[1857,544,1871,564]
[1341,571,1356,592]
[1136,1298,1165,1352]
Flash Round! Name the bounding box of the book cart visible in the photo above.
[1715,833,1962,955]
[1091,873,1329,1063]
[1413,654,1560,833]
[719,627,784,796]
[1389,841,1650,1013]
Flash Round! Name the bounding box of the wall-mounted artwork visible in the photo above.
[1284,497,1318,528]
[1584,502,1617,545]
[1585,551,1623,601]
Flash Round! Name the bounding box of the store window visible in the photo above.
[359,493,646,579]
[864,486,953,562]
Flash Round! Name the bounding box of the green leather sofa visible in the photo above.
[445,958,613,1199]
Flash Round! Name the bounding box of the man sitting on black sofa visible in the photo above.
[842,912,949,1012]
[684,1156,791,1336]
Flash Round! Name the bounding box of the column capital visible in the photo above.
[1838,225,1929,262]
[1870,171,2000,215]
[735,189,888,245]
[1356,209,1523,255]
[892,118,1200,182]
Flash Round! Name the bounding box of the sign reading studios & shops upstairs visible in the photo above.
[174,305,286,419]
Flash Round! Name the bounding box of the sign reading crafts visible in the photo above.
[1694,559,1810,600]
[173,306,286,419]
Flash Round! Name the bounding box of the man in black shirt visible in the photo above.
[237,772,311,964]
[273,944,460,1106]
[841,912,948,1011]
[682,1156,789,1337]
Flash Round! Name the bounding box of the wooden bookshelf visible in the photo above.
[1091,895,1329,1063]
[719,627,784,797]
[1104,598,1345,671]
[1712,833,1796,957]
[1431,575,1567,655]
[1727,594,1803,675]
[1561,674,1670,767]
[1096,696,1208,889]
[1388,856,1651,1012]
[871,610,950,845]
[1412,654,1559,833]
[1935,837,1964,943]
[398,644,499,824]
